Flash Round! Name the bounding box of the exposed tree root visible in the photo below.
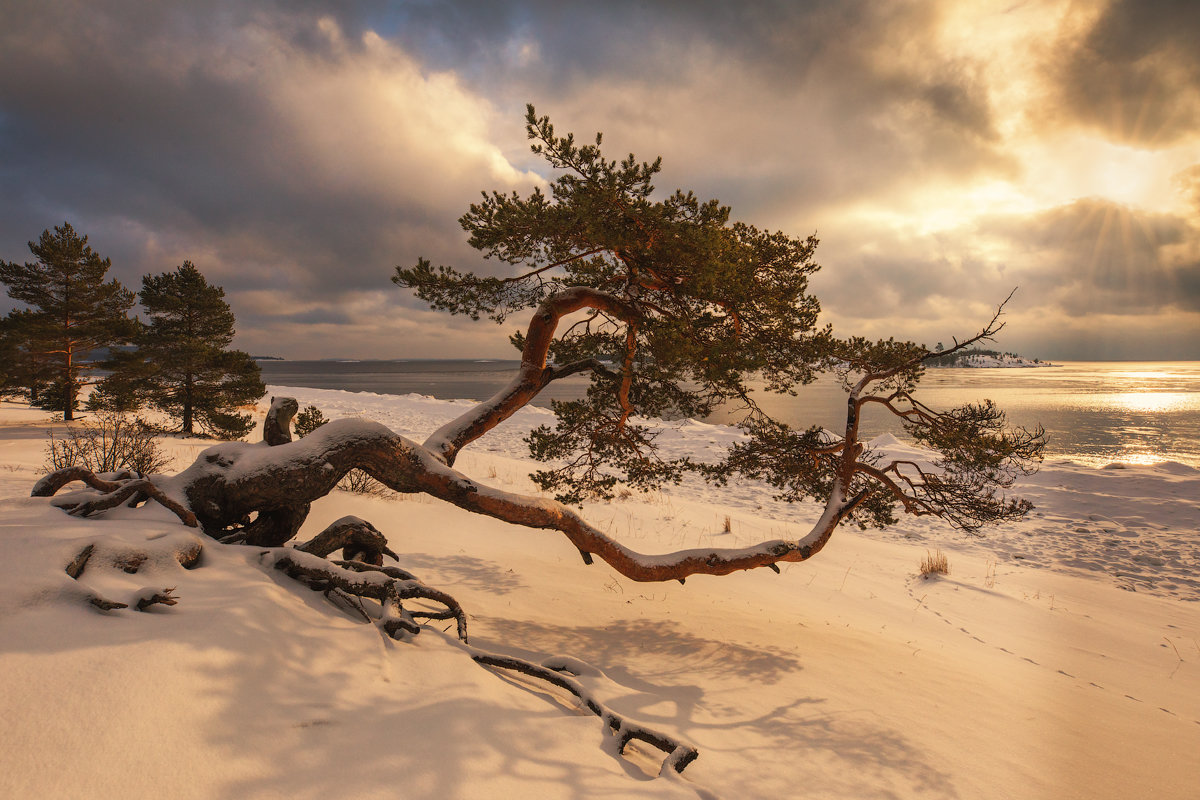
[35,468,198,528]
[265,542,699,775]
[65,543,95,579]
[34,466,124,495]
[64,534,202,612]
[268,548,469,641]
[46,491,703,778]
[88,595,129,611]
[136,588,179,611]
[467,647,700,775]
[296,515,397,565]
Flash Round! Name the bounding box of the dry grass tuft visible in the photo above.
[919,549,950,578]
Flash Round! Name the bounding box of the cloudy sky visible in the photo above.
[2,0,1198,360]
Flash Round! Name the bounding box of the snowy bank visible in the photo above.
[1,391,1197,799]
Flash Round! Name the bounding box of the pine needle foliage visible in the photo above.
[100,261,264,439]
[397,105,828,502]
[396,107,1044,533]
[293,405,330,438]
[0,223,136,419]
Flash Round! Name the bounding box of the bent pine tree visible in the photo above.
[31,109,1044,778]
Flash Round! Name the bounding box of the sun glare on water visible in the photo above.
[1112,451,1171,467]
[1105,391,1192,414]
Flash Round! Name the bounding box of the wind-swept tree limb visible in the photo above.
[36,406,866,582]
[36,108,1042,581]
[396,106,825,496]
[723,295,1045,533]
[422,286,641,466]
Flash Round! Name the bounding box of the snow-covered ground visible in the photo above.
[1,388,1197,799]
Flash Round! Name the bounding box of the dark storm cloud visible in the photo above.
[817,197,1200,351]
[981,199,1200,315]
[0,1,471,282]
[1049,0,1200,146]
[0,0,550,357]
[383,0,990,122]
[0,0,1016,359]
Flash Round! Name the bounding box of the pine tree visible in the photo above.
[396,106,1044,530]
[396,106,827,502]
[35,109,1045,619]
[0,312,21,399]
[112,261,265,438]
[0,223,135,420]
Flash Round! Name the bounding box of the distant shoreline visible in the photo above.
[255,355,1057,368]
[925,349,1054,368]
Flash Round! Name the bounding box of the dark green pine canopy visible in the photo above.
[0,223,135,419]
[119,261,264,438]
[398,107,1043,531]
[397,106,832,503]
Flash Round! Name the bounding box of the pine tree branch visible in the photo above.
[424,287,641,465]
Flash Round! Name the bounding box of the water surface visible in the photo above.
[259,360,1200,468]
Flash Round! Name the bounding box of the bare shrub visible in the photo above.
[918,549,950,578]
[45,411,170,476]
[337,468,392,497]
